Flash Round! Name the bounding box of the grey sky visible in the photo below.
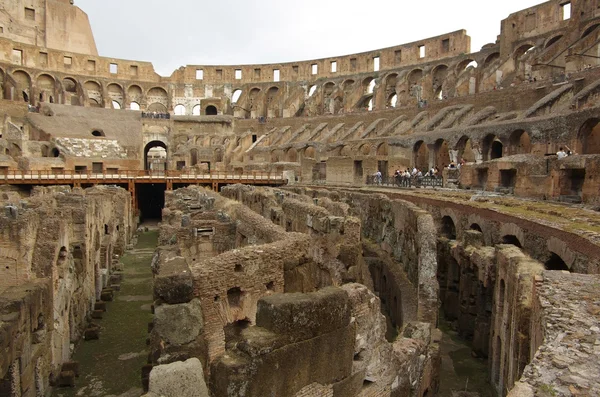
[76,0,543,77]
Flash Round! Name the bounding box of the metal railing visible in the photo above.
[0,169,285,183]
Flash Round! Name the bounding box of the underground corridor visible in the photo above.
[137,183,166,221]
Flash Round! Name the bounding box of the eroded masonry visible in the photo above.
[1,0,600,396]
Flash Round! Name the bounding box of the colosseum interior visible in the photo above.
[1,0,600,396]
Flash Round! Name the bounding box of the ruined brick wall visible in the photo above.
[0,186,133,396]
[0,280,53,396]
[289,187,439,324]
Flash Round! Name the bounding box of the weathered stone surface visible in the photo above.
[153,299,203,346]
[148,358,209,397]
[256,287,350,341]
[154,255,194,304]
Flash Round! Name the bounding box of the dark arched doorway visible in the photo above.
[144,141,167,172]
[205,105,218,115]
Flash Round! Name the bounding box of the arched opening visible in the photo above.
[545,35,563,49]
[174,104,186,115]
[470,223,483,233]
[144,141,167,171]
[483,52,500,68]
[147,87,168,112]
[285,148,298,162]
[342,79,355,93]
[190,148,198,166]
[509,130,531,155]
[432,65,448,99]
[578,118,600,154]
[323,82,336,98]
[376,143,389,156]
[359,144,371,156]
[483,134,503,160]
[434,139,450,168]
[192,105,201,115]
[91,130,105,137]
[84,81,103,107]
[388,93,398,108]
[502,235,522,248]
[205,105,218,115]
[231,89,242,103]
[362,77,375,95]
[413,140,429,170]
[367,98,373,111]
[36,74,55,104]
[63,77,78,93]
[13,71,32,102]
[456,136,476,163]
[545,253,570,271]
[111,100,121,110]
[127,84,143,103]
[457,59,477,74]
[582,23,600,39]
[441,216,457,239]
[51,148,60,157]
[304,146,316,159]
[308,85,317,97]
[129,101,140,111]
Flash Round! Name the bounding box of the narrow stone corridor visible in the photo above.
[53,231,157,397]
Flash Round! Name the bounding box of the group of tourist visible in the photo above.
[141,111,171,119]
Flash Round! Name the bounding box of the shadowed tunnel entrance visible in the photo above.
[137,183,166,221]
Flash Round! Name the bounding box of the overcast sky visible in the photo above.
[76,0,543,77]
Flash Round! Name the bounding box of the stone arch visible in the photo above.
[440,215,457,239]
[413,140,429,170]
[387,93,398,108]
[205,105,218,115]
[581,23,600,39]
[342,79,355,93]
[455,135,476,163]
[174,104,186,115]
[376,142,389,156]
[483,52,500,68]
[271,149,283,162]
[356,94,374,111]
[470,223,483,232]
[546,236,576,271]
[36,73,55,103]
[323,82,336,98]
[456,59,477,74]
[84,80,103,107]
[358,144,371,156]
[508,129,531,155]
[362,77,376,95]
[482,134,503,160]
[12,70,32,102]
[231,89,242,103]
[144,140,167,171]
[107,83,124,109]
[513,44,535,73]
[285,148,298,162]
[407,69,423,86]
[384,73,398,100]
[304,146,316,159]
[147,87,168,110]
[192,104,201,115]
[577,118,600,154]
[544,35,563,49]
[434,139,450,167]
[432,64,449,99]
[502,235,523,248]
[190,148,198,166]
[127,84,143,105]
[214,148,223,162]
[499,223,525,248]
[63,77,78,93]
[545,253,569,271]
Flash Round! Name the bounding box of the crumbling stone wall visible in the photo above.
[0,185,134,395]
